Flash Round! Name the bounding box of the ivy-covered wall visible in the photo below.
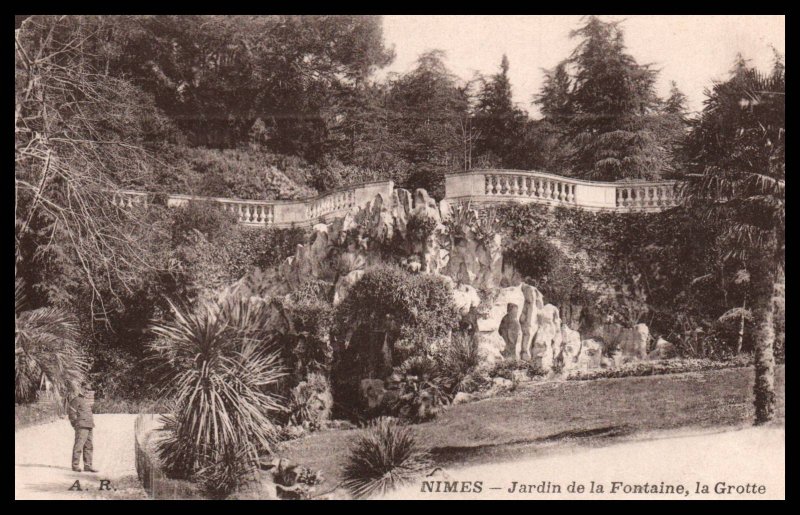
[493,202,755,357]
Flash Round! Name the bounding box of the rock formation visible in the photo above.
[243,184,660,376]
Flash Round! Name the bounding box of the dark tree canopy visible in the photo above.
[535,16,686,181]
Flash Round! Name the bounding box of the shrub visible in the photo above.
[487,359,545,381]
[195,443,258,499]
[334,265,459,355]
[149,296,287,496]
[390,357,450,422]
[15,280,87,407]
[225,227,308,277]
[342,417,432,499]
[170,200,238,246]
[503,233,585,307]
[434,332,484,394]
[174,146,316,201]
[406,212,439,242]
[287,372,333,431]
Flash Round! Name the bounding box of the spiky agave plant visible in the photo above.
[149,295,287,489]
[342,417,432,499]
[14,279,87,407]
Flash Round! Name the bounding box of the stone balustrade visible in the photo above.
[112,190,149,209]
[108,170,681,228]
[112,180,394,228]
[445,170,680,212]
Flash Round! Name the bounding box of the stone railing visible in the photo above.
[109,170,681,228]
[112,180,394,228]
[445,170,680,212]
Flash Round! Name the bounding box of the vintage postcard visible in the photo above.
[14,14,785,500]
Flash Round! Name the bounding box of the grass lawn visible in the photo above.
[278,365,785,492]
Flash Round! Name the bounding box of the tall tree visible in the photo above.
[473,55,529,169]
[681,56,785,424]
[15,15,176,317]
[537,16,682,181]
[537,61,573,122]
[112,15,394,158]
[387,50,470,196]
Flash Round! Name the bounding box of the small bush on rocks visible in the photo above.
[488,359,546,381]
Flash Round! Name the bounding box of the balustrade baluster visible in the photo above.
[558,183,565,201]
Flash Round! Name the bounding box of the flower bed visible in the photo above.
[566,357,752,381]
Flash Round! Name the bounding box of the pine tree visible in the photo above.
[537,61,573,122]
[473,55,529,168]
[538,16,684,181]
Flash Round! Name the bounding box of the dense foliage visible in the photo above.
[334,265,459,354]
[535,16,687,180]
[680,53,785,423]
[149,296,287,497]
[495,202,767,356]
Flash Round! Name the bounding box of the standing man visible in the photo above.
[68,381,99,473]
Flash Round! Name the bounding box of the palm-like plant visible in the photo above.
[149,295,287,490]
[680,57,784,424]
[342,417,432,499]
[15,279,87,407]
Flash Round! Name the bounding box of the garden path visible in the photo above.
[15,414,145,500]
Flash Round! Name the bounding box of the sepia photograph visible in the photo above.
[14,14,785,500]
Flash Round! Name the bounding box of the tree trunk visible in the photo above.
[751,268,777,425]
[736,295,746,355]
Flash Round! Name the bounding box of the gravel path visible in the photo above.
[381,426,785,500]
[15,414,146,500]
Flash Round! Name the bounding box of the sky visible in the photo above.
[378,15,785,117]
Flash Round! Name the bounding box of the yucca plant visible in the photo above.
[149,295,287,492]
[443,201,477,241]
[472,207,499,245]
[435,332,483,394]
[15,279,87,408]
[342,417,432,499]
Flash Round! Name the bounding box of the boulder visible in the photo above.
[328,419,358,431]
[648,337,676,360]
[498,303,522,359]
[452,392,475,405]
[618,323,649,360]
[359,379,386,411]
[559,323,583,371]
[511,369,529,384]
[475,331,505,367]
[333,269,365,306]
[477,286,525,333]
[492,377,513,390]
[577,339,604,370]
[600,356,615,369]
[531,304,562,372]
[518,284,543,361]
[452,283,481,317]
[413,188,441,223]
